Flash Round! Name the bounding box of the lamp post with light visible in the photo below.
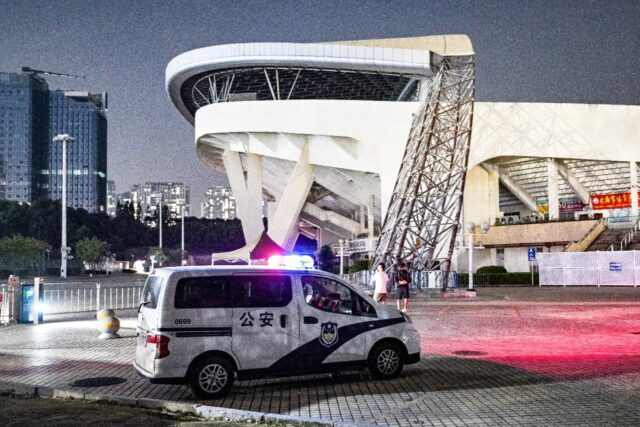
[53,134,76,278]
[466,222,490,291]
[338,239,346,275]
[181,203,185,265]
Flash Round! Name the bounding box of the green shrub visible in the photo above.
[349,260,370,273]
[476,265,507,274]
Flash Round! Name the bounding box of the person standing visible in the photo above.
[370,263,389,304]
[388,264,398,294]
[395,262,411,312]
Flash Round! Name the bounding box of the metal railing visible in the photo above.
[41,284,144,315]
[0,285,13,324]
[341,270,465,292]
[607,216,640,251]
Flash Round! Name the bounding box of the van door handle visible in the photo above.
[280,314,287,328]
[303,316,318,324]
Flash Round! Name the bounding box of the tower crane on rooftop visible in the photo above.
[21,66,86,79]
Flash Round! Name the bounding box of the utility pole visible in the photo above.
[181,204,185,264]
[159,198,163,248]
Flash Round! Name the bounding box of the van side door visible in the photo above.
[290,275,378,370]
[231,274,298,372]
[169,275,234,358]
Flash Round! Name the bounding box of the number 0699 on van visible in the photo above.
[134,266,420,399]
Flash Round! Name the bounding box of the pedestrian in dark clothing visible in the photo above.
[395,262,411,312]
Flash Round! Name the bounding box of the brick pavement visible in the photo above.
[1,287,639,426]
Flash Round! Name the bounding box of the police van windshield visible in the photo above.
[140,275,163,309]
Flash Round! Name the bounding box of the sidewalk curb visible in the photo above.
[0,380,360,426]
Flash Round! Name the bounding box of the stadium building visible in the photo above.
[165,35,640,273]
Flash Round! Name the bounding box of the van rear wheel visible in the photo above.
[189,356,235,399]
[368,342,404,380]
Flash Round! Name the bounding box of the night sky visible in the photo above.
[1,0,638,213]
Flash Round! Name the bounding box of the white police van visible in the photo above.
[133,263,420,398]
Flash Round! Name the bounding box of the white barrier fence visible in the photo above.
[42,284,144,314]
[0,286,12,324]
[342,270,460,291]
[538,251,640,286]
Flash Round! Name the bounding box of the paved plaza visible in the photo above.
[1,287,639,426]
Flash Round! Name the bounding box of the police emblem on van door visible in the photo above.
[320,322,338,347]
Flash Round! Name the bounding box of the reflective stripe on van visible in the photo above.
[158,327,232,337]
[269,317,404,372]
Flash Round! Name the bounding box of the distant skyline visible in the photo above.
[1,0,638,212]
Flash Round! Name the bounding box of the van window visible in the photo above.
[232,275,292,307]
[301,276,355,315]
[175,277,232,308]
[357,296,377,318]
[140,275,164,309]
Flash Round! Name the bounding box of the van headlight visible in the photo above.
[401,312,412,323]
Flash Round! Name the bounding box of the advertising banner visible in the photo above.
[536,197,586,214]
[591,192,640,210]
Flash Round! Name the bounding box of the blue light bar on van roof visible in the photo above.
[268,255,314,269]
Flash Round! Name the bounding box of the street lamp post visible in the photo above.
[339,239,346,275]
[181,204,185,265]
[53,134,75,278]
[159,198,163,248]
[466,222,490,291]
[467,222,475,290]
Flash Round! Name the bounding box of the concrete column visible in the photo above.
[367,195,375,240]
[547,158,559,220]
[223,150,264,245]
[359,205,366,234]
[631,161,639,219]
[487,166,500,223]
[269,143,315,249]
[267,200,277,225]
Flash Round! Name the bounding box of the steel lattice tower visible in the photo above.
[371,53,475,271]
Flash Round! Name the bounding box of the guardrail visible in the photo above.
[341,270,463,292]
[41,284,144,315]
[0,285,13,324]
[607,217,640,251]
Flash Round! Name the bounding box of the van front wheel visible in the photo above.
[189,356,235,399]
[368,343,404,380]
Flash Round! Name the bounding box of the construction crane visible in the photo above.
[21,66,85,79]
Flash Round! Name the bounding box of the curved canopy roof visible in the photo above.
[166,35,473,123]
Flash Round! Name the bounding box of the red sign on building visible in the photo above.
[591,192,640,210]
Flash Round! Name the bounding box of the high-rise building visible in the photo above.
[201,185,236,219]
[48,90,107,213]
[0,71,107,212]
[106,180,117,216]
[0,72,49,203]
[131,182,190,220]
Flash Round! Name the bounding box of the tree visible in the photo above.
[148,247,167,267]
[316,245,335,272]
[76,237,109,271]
[0,235,51,273]
[164,248,185,266]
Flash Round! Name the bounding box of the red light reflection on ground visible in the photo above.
[418,302,640,380]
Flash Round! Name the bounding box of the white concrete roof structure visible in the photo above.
[166,36,640,265]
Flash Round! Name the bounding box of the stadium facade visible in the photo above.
[166,35,640,273]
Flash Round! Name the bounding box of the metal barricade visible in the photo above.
[0,284,11,324]
[41,281,144,315]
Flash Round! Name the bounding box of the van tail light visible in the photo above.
[147,334,170,359]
